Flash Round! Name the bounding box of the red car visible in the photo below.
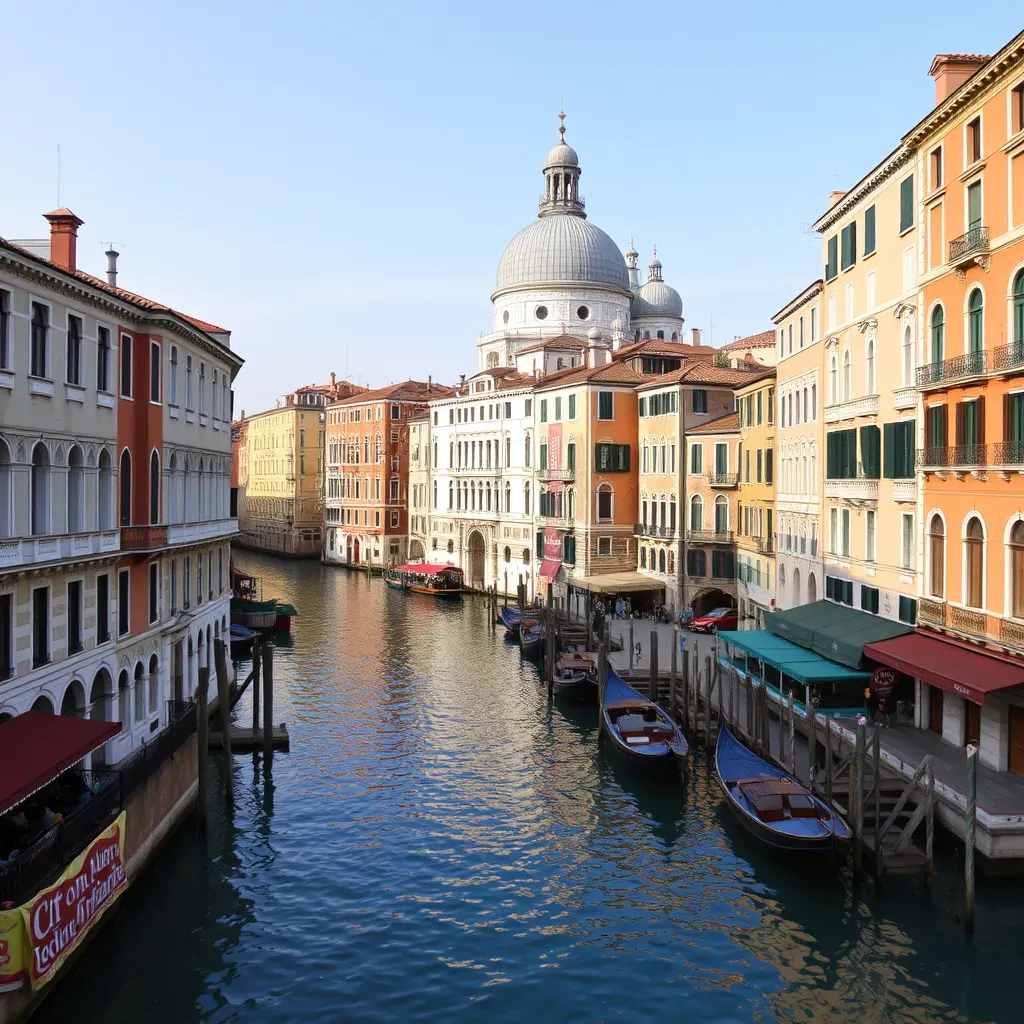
[689,607,738,633]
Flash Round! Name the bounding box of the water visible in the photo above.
[36,552,1023,1023]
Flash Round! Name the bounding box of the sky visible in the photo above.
[4,2,1022,414]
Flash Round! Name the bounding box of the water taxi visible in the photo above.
[384,562,464,598]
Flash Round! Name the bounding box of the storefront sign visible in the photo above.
[0,909,26,991]
[19,812,128,990]
[543,528,562,563]
[871,667,898,701]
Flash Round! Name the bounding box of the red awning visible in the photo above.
[539,559,562,580]
[863,630,1024,705]
[0,712,121,816]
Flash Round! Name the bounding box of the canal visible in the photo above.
[37,552,1024,1023]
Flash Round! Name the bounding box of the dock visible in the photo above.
[209,725,290,751]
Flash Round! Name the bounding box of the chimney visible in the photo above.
[105,248,119,288]
[690,328,701,347]
[43,209,84,273]
[929,54,989,105]
[828,190,847,208]
[427,374,432,392]
[330,370,336,389]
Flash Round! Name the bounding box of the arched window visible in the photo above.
[792,567,801,605]
[523,482,531,516]
[968,289,984,355]
[150,450,160,525]
[90,669,110,725]
[667,550,674,574]
[522,548,530,566]
[118,669,130,725]
[842,349,852,400]
[640,547,647,569]
[31,695,54,714]
[119,448,132,527]
[829,354,838,403]
[1015,269,1024,350]
[931,305,945,364]
[689,494,703,532]
[596,483,613,521]
[902,325,913,386]
[134,662,146,721]
[61,681,83,717]
[504,481,511,513]
[714,494,728,533]
[567,487,576,521]
[928,514,945,599]
[67,445,84,532]
[965,516,984,608]
[149,653,159,713]
[0,439,9,539]
[1011,521,1024,619]
[31,442,50,536]
[524,434,531,468]
[98,448,112,529]
[866,338,876,394]
[658,549,666,573]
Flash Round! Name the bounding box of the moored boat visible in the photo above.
[500,605,525,636]
[520,619,544,657]
[715,722,851,853]
[384,562,464,598]
[601,670,687,767]
[230,623,257,655]
[554,654,598,703]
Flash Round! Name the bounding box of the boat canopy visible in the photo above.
[393,563,462,575]
[718,629,871,685]
[764,600,912,669]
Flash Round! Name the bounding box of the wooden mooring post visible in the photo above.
[197,666,209,829]
[729,665,737,728]
[649,630,658,701]
[744,672,753,745]
[669,628,678,721]
[852,719,866,878]
[873,729,883,881]
[807,703,817,786]
[704,655,713,748]
[597,642,608,742]
[629,620,635,671]
[786,691,795,775]
[824,718,833,811]
[681,646,690,731]
[251,636,261,734]
[214,639,233,801]
[965,744,978,934]
[262,641,274,763]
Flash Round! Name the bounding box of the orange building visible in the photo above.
[898,38,1024,772]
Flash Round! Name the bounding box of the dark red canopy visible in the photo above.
[538,559,561,580]
[0,712,121,816]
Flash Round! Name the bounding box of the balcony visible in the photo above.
[892,479,916,502]
[453,465,500,477]
[633,524,677,539]
[708,472,738,488]
[949,225,990,270]
[538,514,573,530]
[949,604,987,636]
[992,342,1024,375]
[824,393,880,423]
[686,529,734,544]
[121,526,168,550]
[916,350,987,389]
[824,477,879,502]
[166,518,240,545]
[1000,618,1024,651]
[918,598,946,628]
[754,536,774,554]
[0,529,120,571]
[891,386,917,411]
[993,442,1024,467]
[538,467,575,482]
[916,444,987,470]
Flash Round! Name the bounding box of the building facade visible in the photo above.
[407,415,430,562]
[773,281,825,609]
[717,329,778,370]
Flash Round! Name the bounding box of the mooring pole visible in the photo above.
[629,620,634,671]
[873,728,883,881]
[787,690,796,775]
[853,718,866,878]
[669,628,678,720]
[825,718,833,810]
[744,672,752,744]
[807,700,817,786]
[965,744,977,933]
[251,636,261,735]
[649,629,658,701]
[197,666,209,830]
[704,655,712,748]
[925,759,935,889]
[262,641,274,762]
[597,642,608,742]
[214,638,233,801]
[681,647,690,730]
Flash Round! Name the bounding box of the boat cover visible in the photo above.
[604,670,649,705]
[393,563,461,575]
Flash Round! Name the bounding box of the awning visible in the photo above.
[864,630,1024,705]
[569,571,667,594]
[0,712,121,816]
[718,629,871,686]
[765,600,912,669]
[539,559,562,580]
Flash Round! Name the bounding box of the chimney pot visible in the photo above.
[104,248,118,288]
[43,208,84,274]
[928,54,989,105]
[829,190,848,208]
[330,370,336,388]
[690,328,701,347]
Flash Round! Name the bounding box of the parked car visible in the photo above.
[689,607,738,633]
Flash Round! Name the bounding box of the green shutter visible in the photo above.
[883,423,895,478]
[860,425,880,478]
[540,443,547,470]
[554,397,561,421]
[864,205,876,255]
[826,235,838,280]
[900,175,914,232]
[540,399,547,423]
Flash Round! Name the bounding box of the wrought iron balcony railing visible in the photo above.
[917,444,988,469]
[992,342,1024,374]
[949,225,989,264]
[634,524,677,539]
[708,472,738,487]
[992,441,1024,465]
[121,525,169,550]
[686,529,734,544]
[916,350,987,388]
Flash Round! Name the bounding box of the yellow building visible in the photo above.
[235,379,360,556]
[813,143,920,626]
[735,370,777,627]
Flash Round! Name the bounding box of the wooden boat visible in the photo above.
[229,623,256,655]
[601,671,687,767]
[554,654,597,703]
[500,605,525,635]
[384,562,464,598]
[230,567,298,631]
[520,620,544,657]
[715,722,852,853]
[274,603,298,632]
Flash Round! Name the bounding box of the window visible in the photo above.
[692,389,707,414]
[150,450,160,524]
[826,429,857,479]
[554,396,562,421]
[968,289,984,354]
[860,425,880,478]
[30,443,50,536]
[119,448,132,526]
[900,174,914,232]
[863,204,876,256]
[596,485,613,521]
[568,394,576,420]
[594,443,630,472]
[690,443,703,474]
[598,391,613,420]
[539,442,548,471]
[756,391,763,425]
[150,342,161,402]
[567,442,576,471]
[841,508,851,557]
[0,592,12,681]
[967,116,982,164]
[929,515,945,599]
[860,585,880,614]
[842,349,851,400]
[32,586,49,667]
[30,302,49,377]
[825,575,853,607]
[825,235,838,281]
[756,449,763,483]
[765,448,773,485]
[120,334,133,397]
[65,314,83,385]
[0,289,9,370]
[810,306,818,342]
[525,399,532,416]
[829,508,838,553]
[540,399,548,423]
[964,516,984,607]
[900,513,915,572]
[1014,83,1024,136]
[66,579,83,655]
[687,549,706,577]
[1010,521,1024,618]
[898,596,917,625]
[169,346,179,405]
[930,148,943,190]
[931,305,945,364]
[149,563,159,624]
[689,494,703,531]
[744,448,750,483]
[391,404,400,420]
[840,222,857,271]
[199,362,206,414]
[185,354,193,408]
[96,573,110,643]
[883,420,916,479]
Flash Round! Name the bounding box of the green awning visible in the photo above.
[718,629,871,685]
[764,600,913,669]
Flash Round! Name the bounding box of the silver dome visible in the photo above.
[495,214,630,294]
[545,141,578,167]
[632,279,683,319]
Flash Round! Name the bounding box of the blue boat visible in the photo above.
[601,670,687,767]
[500,605,525,636]
[715,722,852,853]
[229,623,256,655]
[521,620,544,657]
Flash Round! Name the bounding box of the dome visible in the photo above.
[546,141,578,167]
[632,279,683,319]
[495,214,630,294]
[587,327,601,341]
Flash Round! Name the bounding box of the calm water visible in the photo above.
[36,552,1023,1023]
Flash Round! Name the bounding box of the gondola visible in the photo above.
[520,620,544,657]
[715,722,852,853]
[601,670,687,767]
[554,655,598,703]
[229,623,256,656]
[383,563,464,598]
[500,605,525,636]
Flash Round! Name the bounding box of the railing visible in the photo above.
[892,479,916,502]
[754,536,774,554]
[166,519,239,545]
[992,341,1024,374]
[537,468,575,482]
[949,225,989,264]
[634,524,677,539]
[686,529,734,544]
[916,350,987,387]
[0,529,120,570]
[121,525,169,550]
[918,597,946,627]
[949,604,987,636]
[824,393,880,423]
[916,444,988,468]
[1000,618,1024,649]
[824,477,879,500]
[892,386,917,410]
[992,442,1024,465]
[708,472,738,487]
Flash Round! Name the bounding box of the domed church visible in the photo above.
[478,115,685,371]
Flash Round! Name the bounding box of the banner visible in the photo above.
[0,908,26,991]
[19,812,129,991]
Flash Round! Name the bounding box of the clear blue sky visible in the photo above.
[5,3,1021,414]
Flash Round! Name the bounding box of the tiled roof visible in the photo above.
[534,360,646,392]
[636,362,775,390]
[719,330,775,351]
[515,334,589,356]
[612,339,717,361]
[686,411,740,435]
[329,379,453,406]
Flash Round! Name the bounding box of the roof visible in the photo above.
[927,53,990,72]
[719,330,775,352]
[0,712,121,816]
[329,379,454,406]
[719,630,870,685]
[864,630,1024,705]
[686,411,740,435]
[637,362,775,391]
[515,334,589,355]
[772,280,824,323]
[568,571,667,593]
[766,600,913,670]
[394,562,462,574]
[533,360,646,392]
[612,339,717,362]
